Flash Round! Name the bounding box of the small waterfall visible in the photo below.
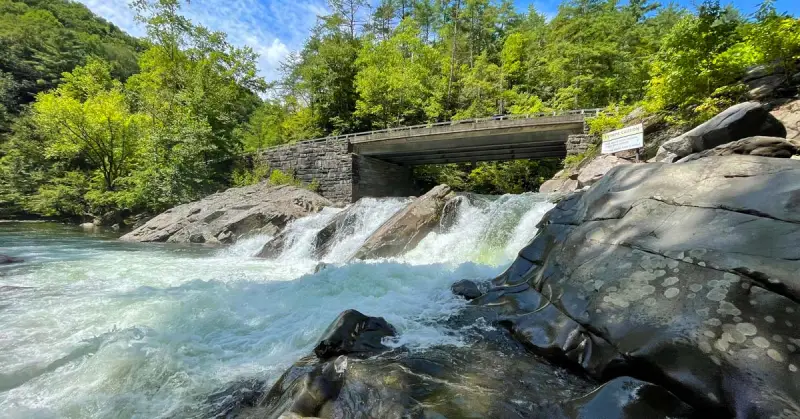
[236,193,554,269]
[0,192,554,418]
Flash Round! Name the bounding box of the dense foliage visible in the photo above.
[0,0,798,221]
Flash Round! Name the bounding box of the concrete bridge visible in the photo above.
[258,109,601,203]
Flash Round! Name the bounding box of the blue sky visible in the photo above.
[77,0,799,82]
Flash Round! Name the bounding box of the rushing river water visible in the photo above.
[0,193,553,418]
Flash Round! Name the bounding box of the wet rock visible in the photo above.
[575,154,633,188]
[678,136,798,162]
[0,254,23,264]
[654,102,787,162]
[221,316,695,419]
[477,155,800,418]
[121,184,332,244]
[352,185,453,260]
[256,205,356,260]
[451,279,482,300]
[313,309,396,360]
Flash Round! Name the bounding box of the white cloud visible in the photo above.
[75,0,329,82]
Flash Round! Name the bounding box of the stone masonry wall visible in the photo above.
[259,138,353,203]
[353,155,420,199]
[566,134,597,156]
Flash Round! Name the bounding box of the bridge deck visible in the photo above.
[349,111,597,165]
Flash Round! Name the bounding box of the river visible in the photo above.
[0,193,553,418]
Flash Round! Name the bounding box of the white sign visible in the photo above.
[602,123,643,154]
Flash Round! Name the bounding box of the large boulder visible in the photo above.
[121,183,332,244]
[575,154,633,188]
[214,310,695,419]
[0,254,23,264]
[474,155,800,418]
[352,185,453,260]
[313,309,396,359]
[771,98,800,142]
[654,102,787,162]
[678,136,798,162]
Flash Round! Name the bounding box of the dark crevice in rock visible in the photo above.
[648,197,800,225]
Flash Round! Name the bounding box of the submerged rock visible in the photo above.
[121,184,332,244]
[256,203,359,260]
[0,254,23,264]
[654,102,787,162]
[678,136,798,162]
[476,155,800,417]
[352,184,453,260]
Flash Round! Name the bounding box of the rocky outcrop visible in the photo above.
[654,102,787,162]
[0,254,23,264]
[678,136,798,162]
[475,155,800,418]
[539,176,579,194]
[121,183,333,244]
[214,309,695,418]
[575,154,633,187]
[771,98,800,142]
[352,185,454,260]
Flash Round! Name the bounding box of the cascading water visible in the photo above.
[0,193,553,418]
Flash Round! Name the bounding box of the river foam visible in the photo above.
[0,193,552,418]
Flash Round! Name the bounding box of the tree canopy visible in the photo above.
[0,0,798,221]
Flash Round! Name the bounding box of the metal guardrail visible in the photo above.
[224,108,603,161]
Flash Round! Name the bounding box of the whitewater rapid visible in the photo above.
[0,193,553,418]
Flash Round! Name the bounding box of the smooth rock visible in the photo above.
[478,155,800,418]
[352,184,453,260]
[451,279,482,300]
[678,136,798,162]
[121,183,332,244]
[540,177,579,194]
[0,254,23,264]
[654,102,787,162]
[313,309,396,360]
[576,154,633,188]
[771,98,800,142]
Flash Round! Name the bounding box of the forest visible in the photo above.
[0,0,798,223]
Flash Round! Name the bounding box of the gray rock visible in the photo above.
[654,102,787,162]
[476,155,800,418]
[352,184,453,260]
[121,183,332,244]
[576,154,633,188]
[678,136,798,162]
[0,254,23,264]
[539,177,579,194]
[771,98,800,142]
[451,279,482,300]
[747,74,785,99]
[217,313,695,419]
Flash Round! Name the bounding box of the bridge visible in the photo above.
[258,109,601,203]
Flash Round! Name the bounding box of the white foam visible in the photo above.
[0,192,553,417]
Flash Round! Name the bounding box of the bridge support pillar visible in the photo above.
[566,134,597,156]
[259,139,420,204]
